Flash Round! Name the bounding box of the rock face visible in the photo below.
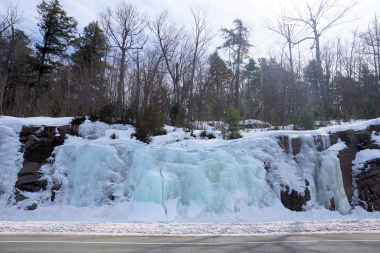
[277,124,380,212]
[281,181,311,212]
[13,124,79,208]
[337,148,356,203]
[16,126,66,192]
[356,159,380,211]
[277,136,301,156]
[333,125,380,209]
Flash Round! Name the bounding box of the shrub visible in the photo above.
[133,105,166,143]
[207,133,216,139]
[71,116,86,125]
[200,130,207,138]
[223,106,242,140]
[110,132,117,139]
[89,114,98,122]
[99,103,116,124]
[296,109,314,130]
[169,103,187,127]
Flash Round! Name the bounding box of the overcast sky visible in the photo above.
[1,0,380,59]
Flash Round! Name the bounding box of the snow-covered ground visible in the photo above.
[0,116,380,236]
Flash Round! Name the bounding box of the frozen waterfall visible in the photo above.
[0,118,360,222]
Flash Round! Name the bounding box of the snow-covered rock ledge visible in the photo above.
[0,219,380,236]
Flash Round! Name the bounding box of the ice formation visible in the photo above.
[0,126,23,197]
[1,117,379,222]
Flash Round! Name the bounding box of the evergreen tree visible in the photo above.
[73,21,107,68]
[242,58,260,119]
[223,106,242,140]
[219,19,252,108]
[296,109,314,130]
[207,51,232,121]
[72,21,108,116]
[35,0,77,88]
[0,28,34,116]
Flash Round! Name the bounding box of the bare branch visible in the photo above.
[0,2,24,36]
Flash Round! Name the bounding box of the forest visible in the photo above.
[0,0,379,131]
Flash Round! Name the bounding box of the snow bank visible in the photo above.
[1,217,380,236]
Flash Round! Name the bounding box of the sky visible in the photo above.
[1,0,380,59]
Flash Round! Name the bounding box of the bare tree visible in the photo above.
[360,14,380,99]
[149,11,190,104]
[98,1,146,118]
[0,2,23,115]
[286,0,357,109]
[188,6,216,118]
[0,2,23,37]
[139,47,164,112]
[265,11,305,85]
[265,12,306,116]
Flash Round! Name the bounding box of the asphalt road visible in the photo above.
[1,234,380,253]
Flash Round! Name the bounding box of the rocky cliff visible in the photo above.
[277,125,380,212]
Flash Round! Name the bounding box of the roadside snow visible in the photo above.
[1,217,380,236]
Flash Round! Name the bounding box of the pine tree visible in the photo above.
[207,51,232,121]
[242,58,260,119]
[73,21,107,68]
[219,19,252,108]
[72,21,108,116]
[35,0,77,89]
[0,29,34,116]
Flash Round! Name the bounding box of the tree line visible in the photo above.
[0,0,379,128]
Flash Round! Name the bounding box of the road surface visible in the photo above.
[1,234,380,252]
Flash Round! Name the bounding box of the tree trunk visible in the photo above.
[234,43,242,109]
[314,32,328,109]
[0,73,8,115]
[135,50,141,112]
[118,47,126,118]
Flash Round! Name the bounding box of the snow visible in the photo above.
[1,217,380,236]
[0,116,380,235]
[0,116,73,133]
[353,150,380,172]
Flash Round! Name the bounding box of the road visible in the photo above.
[1,234,380,252]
